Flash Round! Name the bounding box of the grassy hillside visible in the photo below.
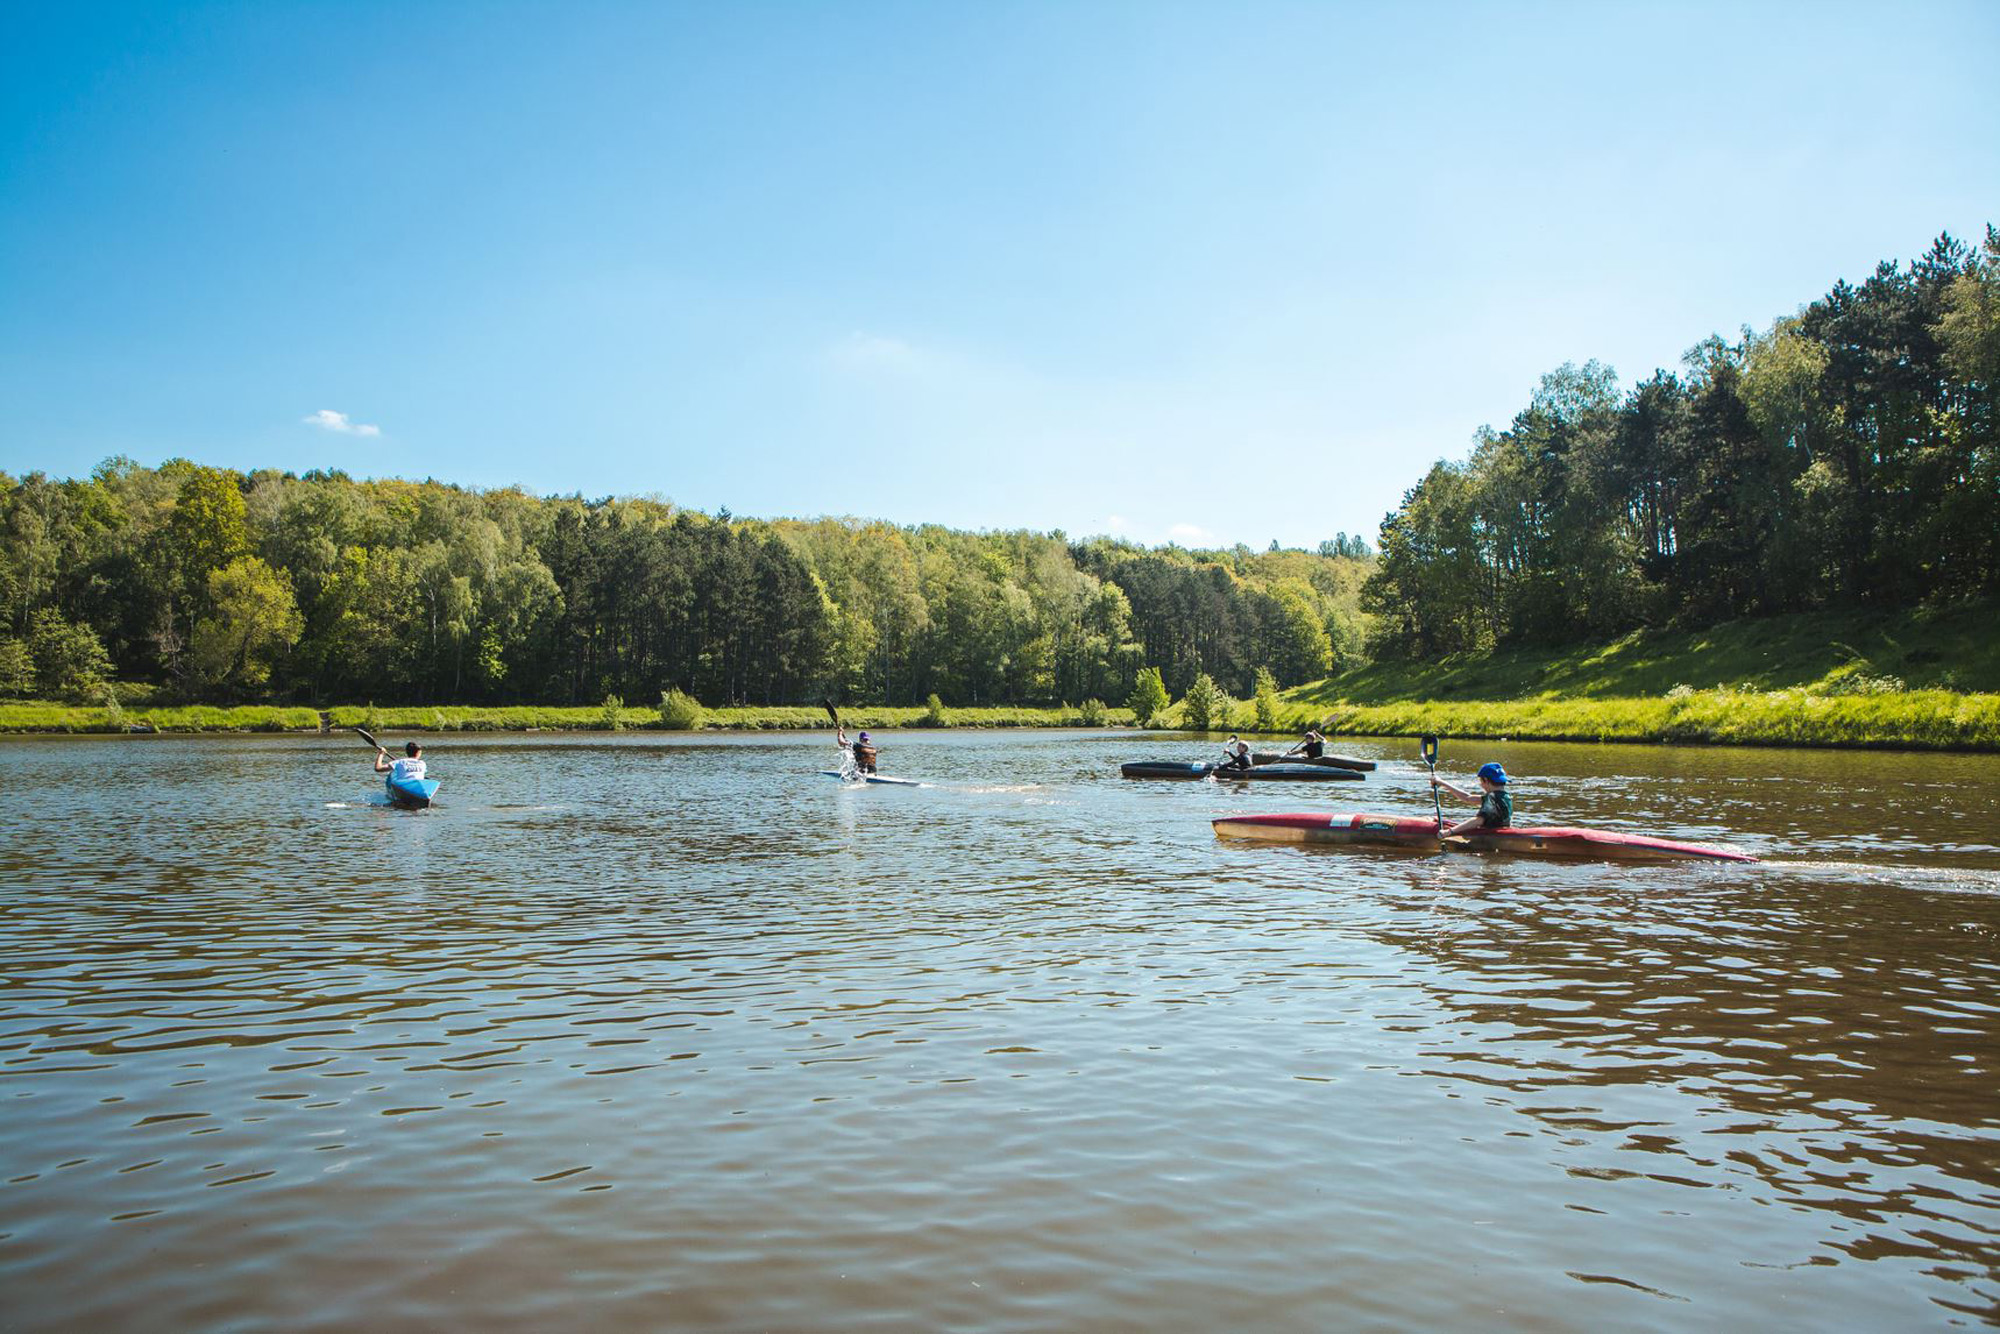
[1297,600,2000,705]
[1267,600,2000,752]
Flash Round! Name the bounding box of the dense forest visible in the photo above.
[4,226,1991,710]
[1364,226,2000,656]
[0,458,1373,707]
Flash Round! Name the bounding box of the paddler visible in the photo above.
[1431,761,1512,836]
[373,739,428,784]
[1286,729,1327,759]
[1218,734,1253,773]
[836,725,878,774]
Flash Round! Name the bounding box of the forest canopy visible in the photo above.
[1363,226,2000,657]
[0,458,1372,707]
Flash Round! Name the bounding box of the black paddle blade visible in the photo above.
[821,698,839,725]
[1420,733,1438,765]
[356,726,382,750]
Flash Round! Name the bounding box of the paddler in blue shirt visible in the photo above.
[1431,762,1512,836]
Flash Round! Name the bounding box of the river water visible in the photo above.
[2,730,1996,1330]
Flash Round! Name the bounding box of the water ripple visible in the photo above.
[2,732,1998,1330]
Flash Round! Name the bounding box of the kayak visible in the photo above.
[1121,761,1216,780]
[385,775,441,809]
[1216,763,1365,782]
[1119,760,1365,782]
[821,770,922,787]
[1211,812,1757,862]
[1249,751,1376,772]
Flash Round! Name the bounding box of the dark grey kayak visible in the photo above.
[1219,762,1365,782]
[1250,751,1376,772]
[1119,761,1216,780]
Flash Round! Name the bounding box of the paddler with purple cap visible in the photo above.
[1431,761,1513,836]
[835,724,878,774]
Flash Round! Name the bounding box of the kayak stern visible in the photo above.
[385,775,440,809]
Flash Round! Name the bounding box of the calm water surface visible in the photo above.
[2,730,1997,1330]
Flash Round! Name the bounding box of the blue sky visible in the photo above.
[3,1,1996,551]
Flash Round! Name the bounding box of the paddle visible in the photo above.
[822,699,857,778]
[1283,711,1339,757]
[1420,733,1443,831]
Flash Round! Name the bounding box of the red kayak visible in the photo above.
[1211,812,1757,863]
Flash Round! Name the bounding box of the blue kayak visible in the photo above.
[385,775,441,808]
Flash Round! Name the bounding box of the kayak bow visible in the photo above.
[1120,761,1215,780]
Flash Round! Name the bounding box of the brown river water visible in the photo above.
[2,730,1997,1331]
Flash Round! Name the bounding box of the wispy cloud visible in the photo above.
[826,331,922,373]
[1167,522,1216,546]
[1104,514,1129,533]
[303,408,381,437]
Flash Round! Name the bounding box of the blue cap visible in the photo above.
[1477,762,1508,785]
[858,731,870,742]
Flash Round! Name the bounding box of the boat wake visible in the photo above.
[1767,860,2000,896]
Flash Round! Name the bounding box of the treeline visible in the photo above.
[1365,226,2000,655]
[0,459,1372,707]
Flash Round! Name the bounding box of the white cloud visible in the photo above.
[1104,514,1129,532]
[303,408,381,437]
[826,331,922,373]
[1166,523,1215,546]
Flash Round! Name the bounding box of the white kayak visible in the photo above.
[820,770,922,786]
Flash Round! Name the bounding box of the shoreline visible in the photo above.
[4,687,1997,752]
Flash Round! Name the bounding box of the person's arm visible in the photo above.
[836,726,847,748]
[373,749,391,773]
[1431,776,1476,803]
[1443,814,1483,836]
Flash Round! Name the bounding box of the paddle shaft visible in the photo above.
[1421,733,1443,830]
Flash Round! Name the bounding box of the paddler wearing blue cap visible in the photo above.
[1430,761,1512,836]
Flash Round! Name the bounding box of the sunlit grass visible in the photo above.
[1294,598,2000,705]
[6,684,1992,751]
[0,703,323,733]
[1294,687,2000,751]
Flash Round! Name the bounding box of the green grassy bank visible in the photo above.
[1275,600,2000,752]
[0,703,327,733]
[0,701,1136,734]
[5,603,1994,750]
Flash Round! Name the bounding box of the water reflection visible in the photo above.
[1362,863,2000,1307]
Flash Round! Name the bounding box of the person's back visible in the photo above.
[376,740,428,784]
